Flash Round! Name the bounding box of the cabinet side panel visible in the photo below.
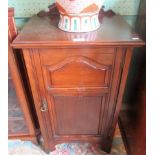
[105,48,133,152]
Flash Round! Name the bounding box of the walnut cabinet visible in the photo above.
[12,15,144,153]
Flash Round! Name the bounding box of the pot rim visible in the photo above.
[59,11,100,16]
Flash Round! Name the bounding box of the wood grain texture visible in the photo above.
[119,0,146,154]
[22,47,125,153]
[8,8,17,41]
[22,49,52,151]
[8,7,37,142]
[12,15,144,48]
[45,56,110,88]
[12,14,145,153]
[54,96,103,135]
[105,48,133,152]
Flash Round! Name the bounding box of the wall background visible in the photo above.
[8,0,140,29]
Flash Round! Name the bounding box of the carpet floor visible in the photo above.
[8,125,126,155]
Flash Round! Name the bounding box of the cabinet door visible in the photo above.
[24,47,123,146]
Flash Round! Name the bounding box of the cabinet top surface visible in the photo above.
[12,15,144,48]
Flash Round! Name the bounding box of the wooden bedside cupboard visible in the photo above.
[11,15,145,153]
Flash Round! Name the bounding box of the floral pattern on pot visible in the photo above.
[55,0,102,32]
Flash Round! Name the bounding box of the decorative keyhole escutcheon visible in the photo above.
[40,97,48,112]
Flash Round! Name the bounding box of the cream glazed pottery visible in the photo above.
[55,0,102,32]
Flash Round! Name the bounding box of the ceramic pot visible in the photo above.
[55,0,102,32]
